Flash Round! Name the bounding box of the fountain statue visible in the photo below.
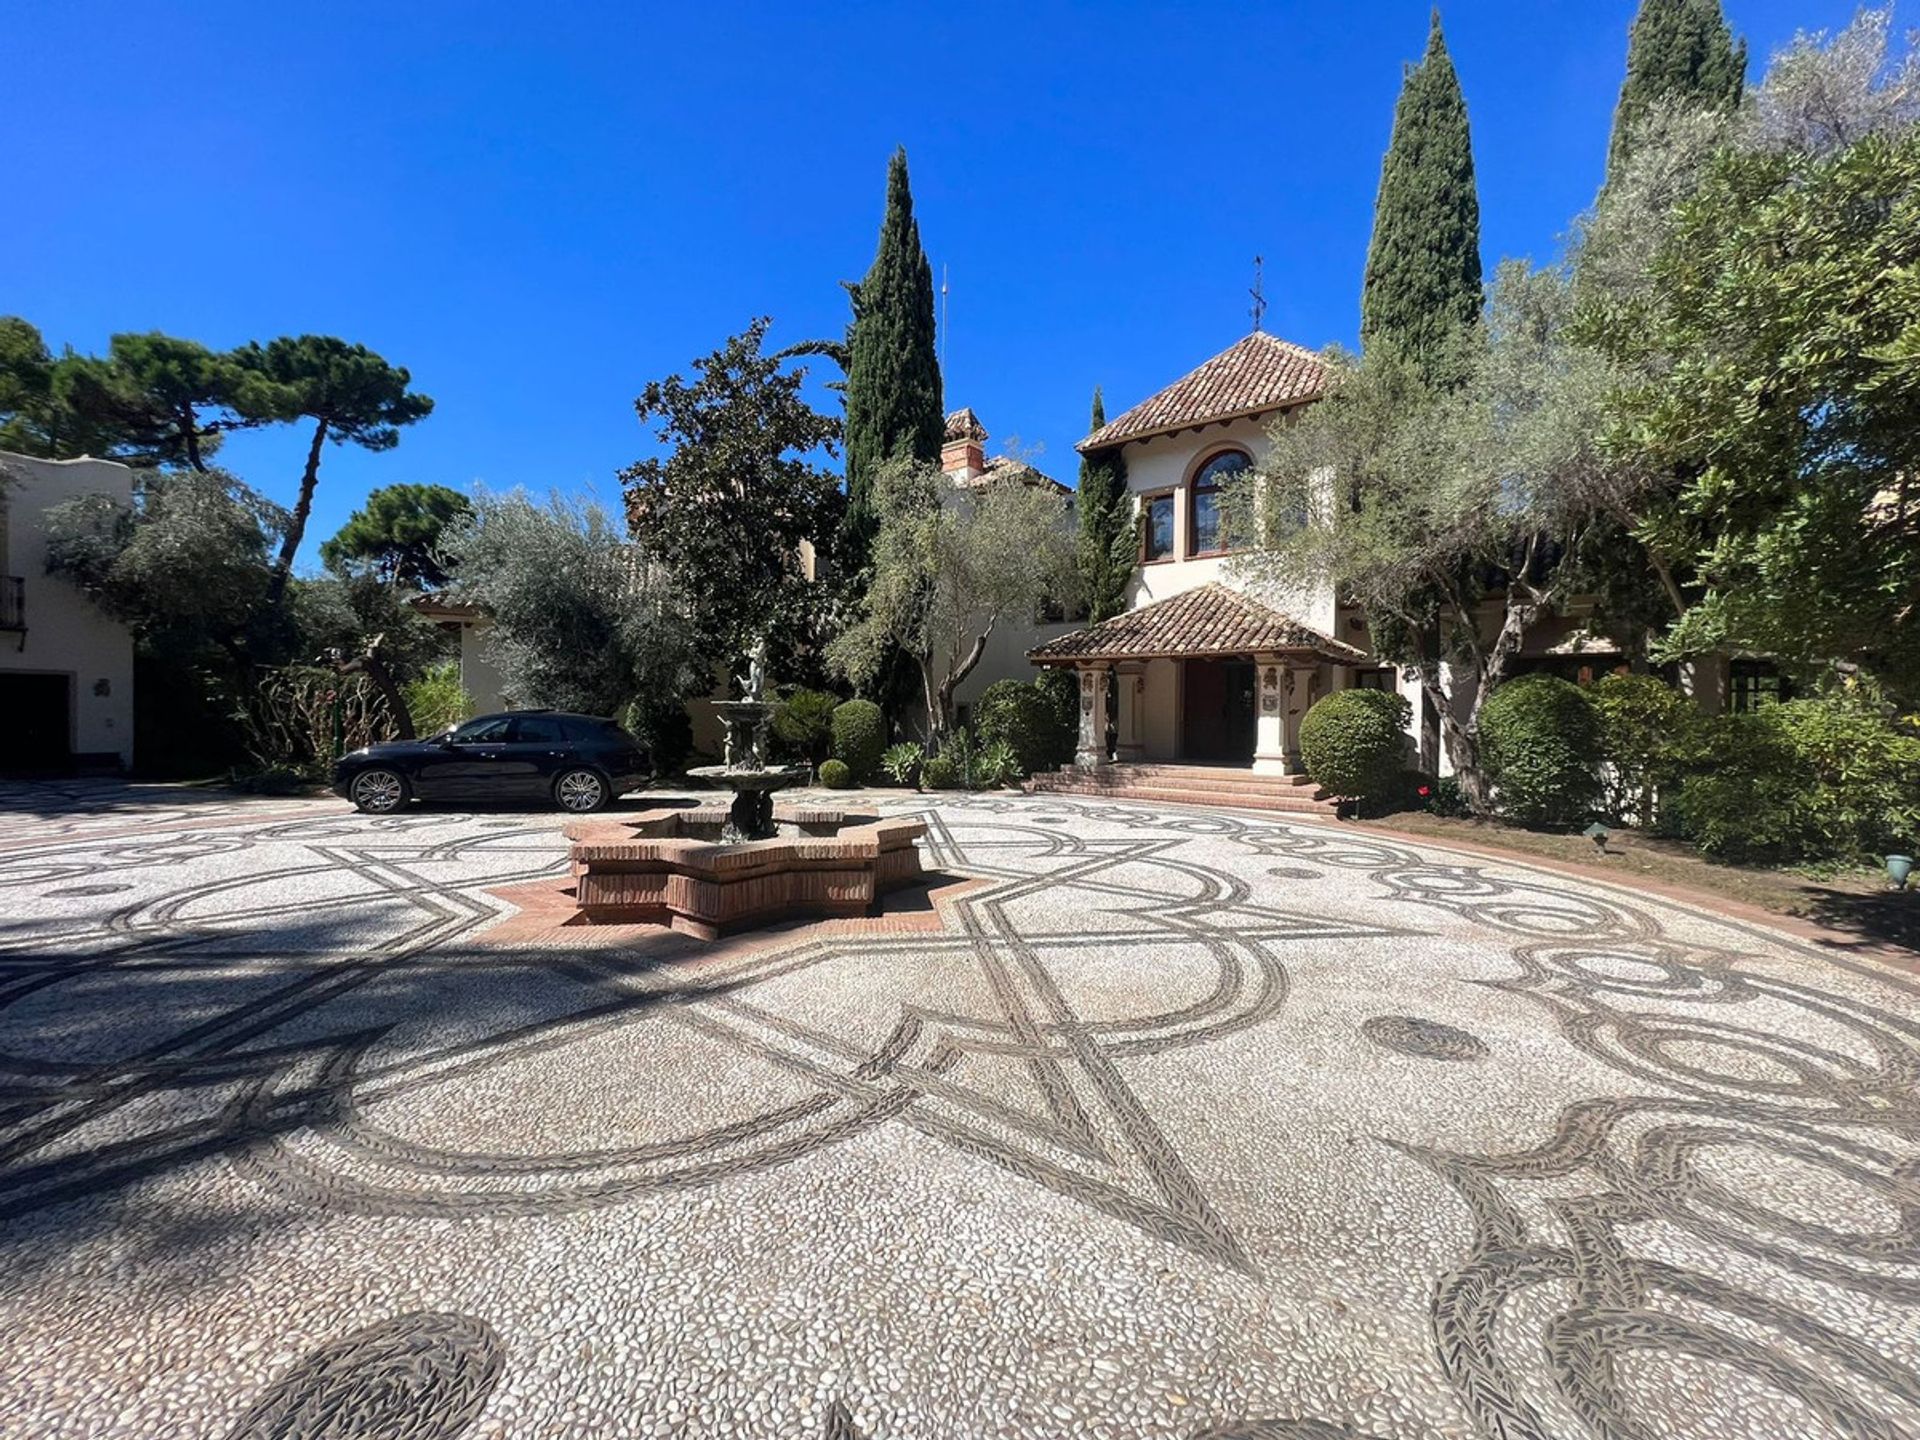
[686,637,808,841]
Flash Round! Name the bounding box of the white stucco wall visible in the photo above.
[0,453,137,766]
[1114,417,1335,633]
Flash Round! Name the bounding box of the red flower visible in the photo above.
[1418,785,1431,797]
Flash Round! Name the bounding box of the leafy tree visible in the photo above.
[1234,264,1619,810]
[0,318,108,458]
[320,482,472,589]
[620,320,842,667]
[1360,10,1483,374]
[1581,11,1920,698]
[1074,387,1134,623]
[446,489,695,719]
[43,332,259,470]
[1606,0,1745,180]
[43,467,284,666]
[828,458,1075,740]
[229,335,434,606]
[841,148,943,559]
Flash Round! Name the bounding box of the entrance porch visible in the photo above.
[1028,582,1372,780]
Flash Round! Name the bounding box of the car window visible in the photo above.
[511,716,565,744]
[450,717,513,743]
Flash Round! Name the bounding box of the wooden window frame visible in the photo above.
[1187,448,1251,559]
[1139,490,1177,564]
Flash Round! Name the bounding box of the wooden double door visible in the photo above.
[1180,659,1256,763]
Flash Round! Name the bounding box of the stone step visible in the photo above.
[1025,777,1339,816]
[1069,765,1319,790]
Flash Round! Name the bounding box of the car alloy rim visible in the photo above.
[354,772,402,811]
[559,772,603,810]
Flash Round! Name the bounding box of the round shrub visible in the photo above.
[1478,675,1602,827]
[920,752,959,790]
[1299,689,1412,806]
[773,688,840,766]
[830,699,885,782]
[817,758,852,789]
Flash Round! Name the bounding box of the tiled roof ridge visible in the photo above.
[1079,332,1327,453]
[1029,581,1367,664]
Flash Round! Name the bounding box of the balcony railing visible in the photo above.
[0,577,23,636]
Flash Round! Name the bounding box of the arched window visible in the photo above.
[1189,449,1249,556]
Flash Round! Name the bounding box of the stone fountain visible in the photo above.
[561,639,926,939]
[685,640,808,841]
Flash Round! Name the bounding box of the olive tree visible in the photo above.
[828,458,1076,742]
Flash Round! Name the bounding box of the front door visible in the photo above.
[1181,660,1256,764]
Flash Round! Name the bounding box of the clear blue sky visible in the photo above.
[9,0,1871,567]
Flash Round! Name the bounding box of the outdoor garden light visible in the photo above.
[1889,854,1914,891]
[1583,822,1613,853]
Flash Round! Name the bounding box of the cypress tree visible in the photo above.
[1075,387,1133,623]
[842,148,943,560]
[1606,0,1745,181]
[1359,10,1483,374]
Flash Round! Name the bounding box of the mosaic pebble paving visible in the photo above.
[0,780,1915,1438]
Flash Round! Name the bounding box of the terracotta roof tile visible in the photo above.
[943,406,988,442]
[1079,332,1326,452]
[1029,583,1367,664]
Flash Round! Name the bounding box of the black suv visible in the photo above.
[332,711,649,815]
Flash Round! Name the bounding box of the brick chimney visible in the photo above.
[941,407,988,479]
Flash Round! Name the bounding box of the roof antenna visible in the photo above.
[1249,254,1266,333]
[940,263,951,375]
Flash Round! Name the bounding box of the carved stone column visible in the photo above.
[1252,659,1290,775]
[1074,664,1112,770]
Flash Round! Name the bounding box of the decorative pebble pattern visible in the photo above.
[0,780,1916,1438]
[1359,1015,1489,1062]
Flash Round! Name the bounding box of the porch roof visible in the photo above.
[1028,583,1368,666]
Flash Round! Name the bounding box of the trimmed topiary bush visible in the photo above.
[830,699,885,783]
[773,688,840,766]
[1478,675,1602,827]
[1299,688,1412,807]
[817,758,852,789]
[920,752,959,790]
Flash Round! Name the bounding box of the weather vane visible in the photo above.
[1249,254,1266,332]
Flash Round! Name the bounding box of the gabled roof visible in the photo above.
[1029,583,1366,665]
[1079,332,1327,452]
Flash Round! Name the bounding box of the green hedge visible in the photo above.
[1589,674,1695,825]
[1668,689,1920,863]
[920,752,959,790]
[1299,688,1411,805]
[1479,675,1602,827]
[974,678,1074,777]
[817,758,852,789]
[830,699,885,783]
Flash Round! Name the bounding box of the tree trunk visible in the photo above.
[182,403,208,473]
[267,417,328,607]
[330,635,414,739]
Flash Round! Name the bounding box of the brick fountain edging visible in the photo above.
[562,803,927,940]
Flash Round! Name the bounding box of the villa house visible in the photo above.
[1024,331,1649,813]
[0,452,137,772]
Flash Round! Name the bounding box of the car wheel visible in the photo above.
[553,767,609,814]
[350,768,410,814]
